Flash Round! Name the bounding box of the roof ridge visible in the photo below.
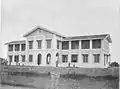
[67,34,109,38]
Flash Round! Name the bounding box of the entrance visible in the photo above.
[37,54,42,65]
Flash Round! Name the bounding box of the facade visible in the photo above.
[5,25,112,68]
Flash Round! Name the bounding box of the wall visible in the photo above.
[25,29,60,66]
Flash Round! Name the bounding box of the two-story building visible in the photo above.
[5,25,112,68]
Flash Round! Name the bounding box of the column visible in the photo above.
[68,53,71,63]
[25,40,28,65]
[90,40,93,66]
[90,40,92,49]
[69,41,71,50]
[79,40,81,50]
[13,44,15,52]
[19,44,21,51]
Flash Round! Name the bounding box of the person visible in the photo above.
[56,59,59,67]
[68,62,70,67]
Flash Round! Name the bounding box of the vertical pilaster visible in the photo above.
[42,35,46,49]
[19,44,21,51]
[53,35,57,49]
[68,53,71,63]
[26,40,28,65]
[13,44,15,52]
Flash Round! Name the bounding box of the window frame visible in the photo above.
[15,44,20,51]
[94,54,100,63]
[8,44,13,51]
[14,55,19,62]
[62,55,68,63]
[62,41,69,50]
[71,54,78,63]
[21,44,26,51]
[46,39,52,49]
[21,55,25,62]
[9,55,13,62]
[71,40,79,49]
[92,39,101,49]
[82,54,88,63]
[81,40,90,49]
[28,41,33,49]
[37,40,42,49]
[29,55,33,62]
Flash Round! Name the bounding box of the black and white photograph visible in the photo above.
[0,0,119,89]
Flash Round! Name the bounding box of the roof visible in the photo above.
[5,40,26,45]
[23,25,65,37]
[65,34,112,43]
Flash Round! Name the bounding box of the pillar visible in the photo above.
[69,41,71,50]
[79,40,81,50]
[90,40,92,49]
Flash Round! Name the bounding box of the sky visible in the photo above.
[0,0,120,63]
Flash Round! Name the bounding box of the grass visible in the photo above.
[1,82,36,88]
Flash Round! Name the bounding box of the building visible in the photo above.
[5,25,112,68]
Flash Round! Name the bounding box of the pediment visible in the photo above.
[23,25,65,38]
[23,27,54,39]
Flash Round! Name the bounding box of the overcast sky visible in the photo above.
[0,0,120,63]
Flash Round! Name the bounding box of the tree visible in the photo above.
[0,58,8,65]
[109,61,119,67]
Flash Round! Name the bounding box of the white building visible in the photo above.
[5,25,112,68]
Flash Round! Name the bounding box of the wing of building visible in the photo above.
[5,25,112,68]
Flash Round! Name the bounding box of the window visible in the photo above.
[71,55,78,63]
[37,40,42,49]
[9,55,13,62]
[29,55,33,62]
[57,40,61,49]
[71,40,79,49]
[15,44,20,51]
[28,41,33,49]
[14,55,19,62]
[37,54,42,65]
[62,41,69,50]
[62,55,68,63]
[46,40,51,49]
[94,54,100,63]
[8,45,13,51]
[92,39,101,49]
[81,40,90,49]
[82,54,88,63]
[21,55,25,62]
[21,44,26,51]
[46,54,51,64]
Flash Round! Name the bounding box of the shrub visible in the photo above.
[109,62,119,67]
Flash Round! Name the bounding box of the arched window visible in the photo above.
[56,53,59,57]
[46,53,51,64]
[56,53,59,67]
[37,54,42,65]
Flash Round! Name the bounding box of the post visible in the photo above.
[50,71,60,89]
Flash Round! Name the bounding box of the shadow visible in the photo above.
[1,82,36,88]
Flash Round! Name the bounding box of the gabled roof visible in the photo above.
[23,25,65,37]
[5,40,26,45]
[65,34,112,43]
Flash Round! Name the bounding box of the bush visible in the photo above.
[109,62,119,67]
[0,58,8,65]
